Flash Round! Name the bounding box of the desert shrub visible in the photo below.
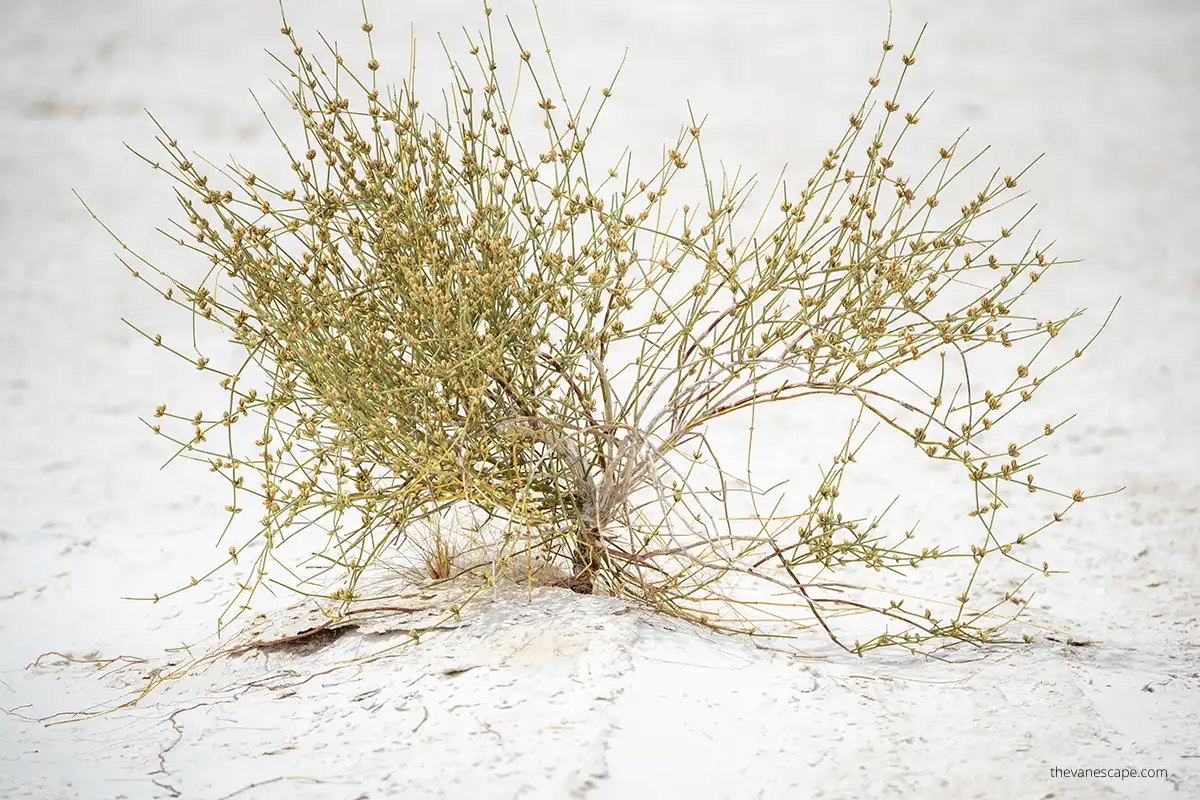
[85,4,1114,656]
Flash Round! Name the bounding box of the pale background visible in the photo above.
[1,2,1197,798]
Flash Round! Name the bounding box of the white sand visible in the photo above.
[1,2,1197,798]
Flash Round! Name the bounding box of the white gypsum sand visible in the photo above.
[1,2,1197,799]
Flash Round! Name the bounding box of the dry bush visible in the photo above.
[85,3,1115,656]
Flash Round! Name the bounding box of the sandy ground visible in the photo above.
[1,1,1198,798]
